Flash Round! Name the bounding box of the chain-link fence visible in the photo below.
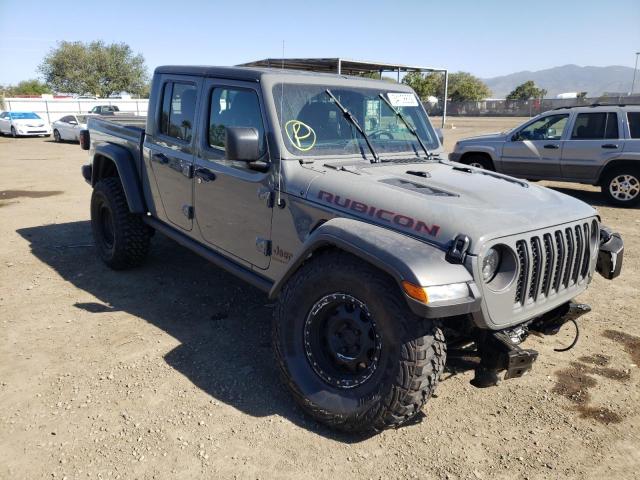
[424,95,640,118]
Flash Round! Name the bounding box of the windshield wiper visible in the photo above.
[378,93,432,160]
[325,89,380,163]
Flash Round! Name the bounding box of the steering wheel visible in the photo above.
[369,129,395,140]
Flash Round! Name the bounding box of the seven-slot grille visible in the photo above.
[514,221,593,306]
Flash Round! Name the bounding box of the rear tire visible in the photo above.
[273,252,446,432]
[601,168,640,207]
[90,177,152,269]
[463,154,493,170]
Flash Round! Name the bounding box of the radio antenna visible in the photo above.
[276,40,285,208]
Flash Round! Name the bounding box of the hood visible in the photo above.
[457,132,507,144]
[302,161,596,254]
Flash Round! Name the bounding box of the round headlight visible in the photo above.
[482,248,501,282]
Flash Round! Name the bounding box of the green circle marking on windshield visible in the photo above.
[285,120,316,151]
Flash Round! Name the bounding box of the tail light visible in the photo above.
[79,129,90,150]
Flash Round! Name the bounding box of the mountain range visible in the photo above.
[482,64,637,98]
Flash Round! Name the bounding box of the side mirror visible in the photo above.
[511,133,521,141]
[435,127,444,145]
[225,127,260,162]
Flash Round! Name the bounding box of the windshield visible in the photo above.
[273,84,439,158]
[10,112,41,120]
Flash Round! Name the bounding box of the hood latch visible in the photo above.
[446,234,471,264]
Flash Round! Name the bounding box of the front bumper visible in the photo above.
[597,227,624,280]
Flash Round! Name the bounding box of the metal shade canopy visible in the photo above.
[239,58,449,127]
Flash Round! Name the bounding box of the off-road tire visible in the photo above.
[90,177,152,269]
[463,154,493,170]
[273,252,446,432]
[601,167,640,207]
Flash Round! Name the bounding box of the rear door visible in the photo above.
[144,75,202,231]
[500,113,569,179]
[193,80,273,269]
[561,111,622,182]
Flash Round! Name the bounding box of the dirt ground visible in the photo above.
[1,117,639,480]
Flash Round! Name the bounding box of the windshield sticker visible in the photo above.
[387,93,419,107]
[285,120,316,151]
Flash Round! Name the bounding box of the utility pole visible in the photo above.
[631,52,640,95]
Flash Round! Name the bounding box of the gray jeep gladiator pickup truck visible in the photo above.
[80,66,624,432]
[449,105,640,207]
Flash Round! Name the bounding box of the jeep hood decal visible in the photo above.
[304,162,596,254]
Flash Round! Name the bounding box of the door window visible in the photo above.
[159,82,198,142]
[627,112,640,139]
[570,112,618,140]
[516,114,569,140]
[207,87,265,157]
[60,116,73,123]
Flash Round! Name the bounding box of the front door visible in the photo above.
[561,111,621,182]
[193,80,273,269]
[501,113,569,179]
[145,77,201,231]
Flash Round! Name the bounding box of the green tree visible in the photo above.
[6,79,52,96]
[506,80,547,100]
[403,71,491,101]
[39,40,148,97]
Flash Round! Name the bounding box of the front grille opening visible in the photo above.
[554,231,565,292]
[542,234,554,296]
[581,223,591,278]
[528,237,542,300]
[515,240,529,305]
[572,225,584,283]
[563,228,575,288]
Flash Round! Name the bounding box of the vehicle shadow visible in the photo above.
[546,185,610,207]
[17,221,397,442]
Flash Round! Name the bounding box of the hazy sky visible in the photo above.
[1,0,639,85]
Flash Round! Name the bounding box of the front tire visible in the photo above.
[463,154,493,170]
[90,177,152,269]
[53,130,61,142]
[601,168,640,207]
[11,126,17,138]
[273,252,446,432]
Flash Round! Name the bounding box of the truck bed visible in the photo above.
[86,116,146,172]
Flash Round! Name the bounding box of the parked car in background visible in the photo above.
[449,105,640,206]
[0,111,51,137]
[88,105,120,115]
[51,114,94,142]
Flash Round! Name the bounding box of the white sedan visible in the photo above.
[0,111,52,137]
[51,114,94,142]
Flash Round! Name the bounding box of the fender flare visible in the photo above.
[92,143,146,213]
[269,218,479,318]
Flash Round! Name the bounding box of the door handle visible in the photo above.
[194,168,216,183]
[543,144,560,149]
[601,144,619,149]
[152,152,169,164]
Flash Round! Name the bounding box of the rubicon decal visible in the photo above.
[317,191,440,237]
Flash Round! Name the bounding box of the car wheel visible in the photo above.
[464,154,493,170]
[11,126,17,138]
[90,177,153,269]
[602,168,640,207]
[273,251,446,432]
[53,130,61,142]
